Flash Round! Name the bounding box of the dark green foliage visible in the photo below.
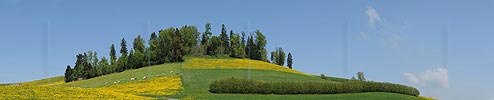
[132,35,146,68]
[133,49,145,68]
[179,25,200,55]
[148,32,158,65]
[255,30,268,62]
[219,24,230,55]
[109,44,117,65]
[81,53,93,79]
[68,53,93,82]
[120,38,128,56]
[209,77,419,96]
[150,32,157,41]
[127,50,135,70]
[171,28,185,62]
[98,57,110,75]
[245,30,268,62]
[87,51,98,78]
[229,30,246,58]
[208,36,221,56]
[287,53,293,69]
[133,35,145,52]
[116,55,127,72]
[270,47,285,66]
[246,34,255,59]
[201,23,212,46]
[64,65,73,82]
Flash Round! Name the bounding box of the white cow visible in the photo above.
[143,76,147,80]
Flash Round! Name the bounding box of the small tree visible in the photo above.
[357,72,366,81]
[276,47,285,66]
[133,35,146,52]
[287,53,293,69]
[64,65,73,82]
[120,38,128,56]
[270,47,285,66]
[109,44,117,65]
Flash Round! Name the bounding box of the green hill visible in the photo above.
[9,57,428,100]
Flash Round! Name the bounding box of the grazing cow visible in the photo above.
[131,78,136,81]
[170,71,174,74]
[143,76,147,79]
[113,81,117,84]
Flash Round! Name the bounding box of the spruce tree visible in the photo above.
[287,53,293,69]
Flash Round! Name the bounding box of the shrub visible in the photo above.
[209,77,419,96]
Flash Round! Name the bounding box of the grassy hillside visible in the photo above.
[2,57,430,100]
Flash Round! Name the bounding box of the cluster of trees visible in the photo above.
[269,47,293,69]
[65,23,292,82]
[65,27,187,82]
[209,77,419,96]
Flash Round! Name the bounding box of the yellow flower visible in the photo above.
[0,85,153,99]
[183,58,308,75]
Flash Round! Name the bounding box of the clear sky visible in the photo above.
[1,0,493,99]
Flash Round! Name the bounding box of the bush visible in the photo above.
[209,77,419,96]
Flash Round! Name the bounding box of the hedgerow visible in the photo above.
[209,77,419,96]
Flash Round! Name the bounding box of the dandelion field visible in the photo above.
[183,58,307,75]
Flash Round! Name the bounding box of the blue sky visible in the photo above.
[1,0,494,99]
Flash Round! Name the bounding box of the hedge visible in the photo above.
[209,77,419,96]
